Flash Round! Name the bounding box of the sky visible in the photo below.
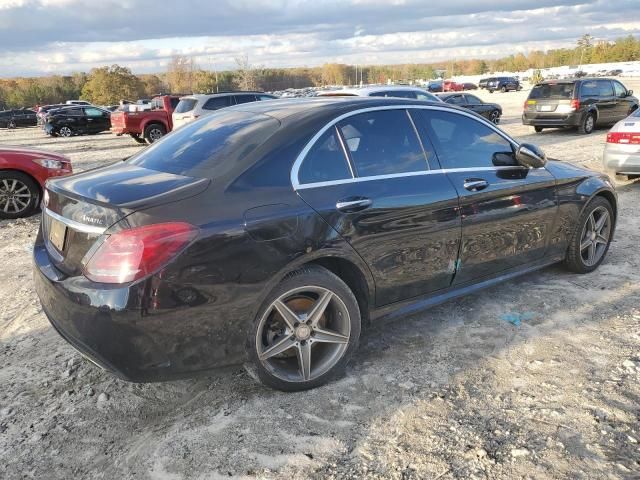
[0,0,639,77]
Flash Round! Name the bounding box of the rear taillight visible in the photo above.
[83,222,198,284]
[607,132,640,144]
[570,99,580,110]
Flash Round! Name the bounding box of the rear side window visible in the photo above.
[298,127,351,184]
[529,83,575,99]
[580,81,599,97]
[417,110,515,169]
[596,80,613,97]
[175,98,197,113]
[445,95,466,105]
[203,96,233,110]
[337,109,428,177]
[234,94,257,104]
[84,107,104,117]
[257,95,276,101]
[127,111,280,179]
[170,98,180,109]
[465,95,482,104]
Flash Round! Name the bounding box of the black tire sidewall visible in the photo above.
[144,124,166,144]
[0,171,40,219]
[565,196,614,273]
[246,266,361,391]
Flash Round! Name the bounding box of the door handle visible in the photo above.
[463,179,489,192]
[336,197,372,213]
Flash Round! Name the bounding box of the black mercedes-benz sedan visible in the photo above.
[34,97,617,391]
[437,92,502,124]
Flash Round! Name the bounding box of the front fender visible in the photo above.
[575,174,617,219]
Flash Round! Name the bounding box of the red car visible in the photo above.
[443,80,464,92]
[0,147,72,219]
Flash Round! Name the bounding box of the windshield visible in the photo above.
[127,110,280,178]
[175,98,198,113]
[529,83,575,99]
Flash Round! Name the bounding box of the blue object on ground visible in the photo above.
[500,311,535,327]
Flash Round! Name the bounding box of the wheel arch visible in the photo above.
[576,178,617,220]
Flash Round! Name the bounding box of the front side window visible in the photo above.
[203,96,233,111]
[445,95,466,105]
[613,81,627,98]
[257,95,275,101]
[416,92,438,101]
[417,110,515,169]
[465,95,483,104]
[298,127,352,185]
[84,108,104,117]
[337,109,427,177]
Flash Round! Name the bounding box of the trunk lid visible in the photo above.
[43,162,210,276]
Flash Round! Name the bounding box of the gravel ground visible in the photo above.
[1,83,640,480]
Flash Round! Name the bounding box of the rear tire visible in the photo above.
[578,113,595,134]
[130,133,147,145]
[565,196,614,273]
[501,86,507,93]
[144,124,166,144]
[247,266,361,391]
[489,110,500,124]
[7,120,16,129]
[0,171,40,219]
[534,126,544,133]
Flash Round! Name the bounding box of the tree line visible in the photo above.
[1,34,638,109]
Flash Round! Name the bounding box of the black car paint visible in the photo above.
[33,97,617,382]
[437,93,502,121]
[0,108,37,128]
[45,106,111,135]
[522,78,639,129]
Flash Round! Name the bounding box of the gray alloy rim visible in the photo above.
[580,206,611,267]
[59,126,72,137]
[149,128,163,141]
[585,115,594,133]
[0,178,32,214]
[256,286,351,383]
[7,120,15,129]
[490,110,500,124]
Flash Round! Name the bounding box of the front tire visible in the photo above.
[247,266,361,391]
[565,197,614,273]
[7,120,16,129]
[534,126,544,133]
[489,110,501,124]
[501,86,507,93]
[58,126,73,137]
[0,171,40,219]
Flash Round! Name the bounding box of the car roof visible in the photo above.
[319,85,431,96]
[180,92,271,100]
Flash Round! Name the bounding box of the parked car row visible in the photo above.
[0,108,37,128]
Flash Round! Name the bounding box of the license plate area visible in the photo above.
[49,218,67,252]
[539,105,554,112]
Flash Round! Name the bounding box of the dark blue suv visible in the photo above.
[486,77,521,93]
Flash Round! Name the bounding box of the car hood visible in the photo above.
[0,146,70,161]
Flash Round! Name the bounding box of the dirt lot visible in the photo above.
[1,83,640,480]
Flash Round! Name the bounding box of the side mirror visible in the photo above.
[627,89,634,97]
[516,143,547,168]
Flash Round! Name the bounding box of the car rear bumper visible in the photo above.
[603,143,640,174]
[33,237,244,382]
[522,111,582,127]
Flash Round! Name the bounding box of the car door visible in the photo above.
[84,107,108,133]
[462,94,489,117]
[294,108,461,306]
[10,109,24,126]
[612,80,633,119]
[414,108,558,285]
[595,80,616,124]
[62,107,86,132]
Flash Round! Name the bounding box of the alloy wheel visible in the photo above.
[59,126,72,137]
[585,115,594,133]
[490,110,500,124]
[580,206,611,266]
[0,178,32,214]
[149,128,163,142]
[256,286,351,383]
[7,120,15,129]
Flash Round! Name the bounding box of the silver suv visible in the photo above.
[172,92,277,129]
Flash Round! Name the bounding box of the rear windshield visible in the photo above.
[127,110,280,178]
[529,83,575,99]
[175,98,198,113]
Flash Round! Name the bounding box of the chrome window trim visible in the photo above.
[44,207,107,235]
[405,109,430,170]
[291,104,520,190]
[334,125,355,179]
[294,166,526,190]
